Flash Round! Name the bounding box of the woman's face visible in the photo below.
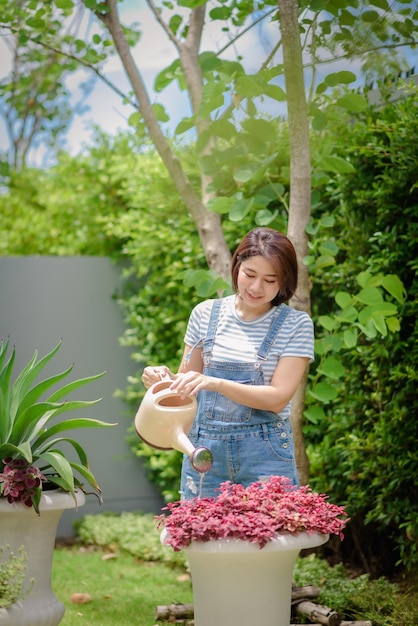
[236,255,279,314]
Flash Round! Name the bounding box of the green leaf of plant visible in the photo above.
[253,191,275,209]
[229,198,253,221]
[318,315,338,331]
[255,209,277,226]
[39,450,75,495]
[309,382,338,403]
[9,345,55,408]
[199,82,225,116]
[314,335,342,356]
[198,51,222,72]
[55,0,74,8]
[209,119,236,140]
[177,0,207,11]
[33,417,114,448]
[152,103,169,123]
[257,183,285,200]
[386,317,401,332]
[361,10,380,22]
[381,274,406,303]
[369,0,389,8]
[358,303,397,325]
[0,441,32,463]
[128,111,142,128]
[356,286,383,305]
[324,71,356,87]
[319,241,339,256]
[70,461,102,495]
[180,268,212,289]
[154,60,183,93]
[336,306,358,323]
[370,313,387,337]
[305,221,318,236]
[13,366,73,421]
[242,118,277,142]
[233,163,260,183]
[264,84,286,101]
[175,116,195,135]
[209,6,232,20]
[317,356,345,380]
[235,75,265,98]
[357,320,377,339]
[11,402,62,443]
[304,405,325,424]
[335,291,353,309]
[343,328,358,348]
[312,110,328,131]
[317,155,355,174]
[168,14,183,36]
[356,270,373,287]
[47,372,105,402]
[207,196,235,215]
[315,255,335,268]
[218,60,245,80]
[336,94,368,113]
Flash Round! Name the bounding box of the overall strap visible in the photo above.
[202,299,223,360]
[257,305,291,360]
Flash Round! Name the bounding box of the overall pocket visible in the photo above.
[263,421,295,462]
[203,376,255,423]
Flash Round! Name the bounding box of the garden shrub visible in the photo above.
[307,86,418,574]
[1,98,416,574]
[74,511,186,568]
[294,553,418,626]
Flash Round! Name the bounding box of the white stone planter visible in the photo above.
[182,532,329,626]
[0,489,85,626]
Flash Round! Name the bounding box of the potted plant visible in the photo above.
[0,339,115,626]
[157,476,348,626]
[0,545,32,612]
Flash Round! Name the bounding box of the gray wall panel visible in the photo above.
[0,257,164,536]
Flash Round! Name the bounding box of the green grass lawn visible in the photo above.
[53,546,193,626]
[52,511,418,626]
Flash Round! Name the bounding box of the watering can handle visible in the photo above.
[150,380,197,409]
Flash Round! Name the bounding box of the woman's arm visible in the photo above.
[170,354,310,414]
[142,344,202,388]
[178,344,204,374]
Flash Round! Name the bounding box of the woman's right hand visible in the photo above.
[142,365,175,389]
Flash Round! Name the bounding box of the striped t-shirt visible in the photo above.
[184,295,314,385]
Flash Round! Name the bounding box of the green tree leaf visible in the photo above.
[309,382,339,403]
[317,155,355,173]
[381,274,406,303]
[317,356,346,380]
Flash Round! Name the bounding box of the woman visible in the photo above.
[142,227,314,499]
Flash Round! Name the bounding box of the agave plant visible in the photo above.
[0,339,115,513]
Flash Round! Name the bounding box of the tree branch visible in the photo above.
[145,0,180,48]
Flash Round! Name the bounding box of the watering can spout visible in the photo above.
[134,380,213,473]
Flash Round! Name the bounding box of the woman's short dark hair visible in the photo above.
[231,228,298,306]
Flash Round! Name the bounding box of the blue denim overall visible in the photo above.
[180,300,299,499]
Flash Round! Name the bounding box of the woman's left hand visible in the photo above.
[170,370,213,397]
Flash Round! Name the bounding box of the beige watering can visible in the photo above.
[134,380,213,473]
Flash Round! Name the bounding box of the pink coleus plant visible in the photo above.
[0,458,46,508]
[156,476,348,551]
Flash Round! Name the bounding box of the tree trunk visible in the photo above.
[295,600,341,626]
[102,0,312,478]
[278,0,312,484]
[101,0,231,279]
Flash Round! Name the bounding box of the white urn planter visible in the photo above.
[181,532,328,626]
[0,489,85,626]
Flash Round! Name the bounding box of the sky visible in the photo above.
[1,0,281,167]
[0,0,416,168]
